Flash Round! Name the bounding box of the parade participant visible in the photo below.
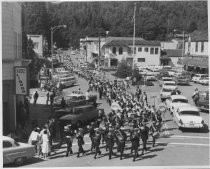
[98,83,103,99]
[85,89,90,103]
[106,126,115,160]
[93,128,102,159]
[28,127,40,154]
[130,128,140,161]
[41,129,50,160]
[76,128,85,158]
[115,126,127,160]
[65,124,74,157]
[89,122,95,152]
[192,88,199,106]
[150,121,159,147]
[140,122,149,155]
[46,92,50,105]
[143,92,148,105]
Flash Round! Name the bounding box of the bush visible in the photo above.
[115,59,132,78]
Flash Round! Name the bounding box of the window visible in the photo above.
[138,58,145,62]
[119,47,123,55]
[14,32,18,58]
[138,47,142,52]
[150,48,154,54]
[134,47,136,54]
[195,42,198,52]
[3,141,12,148]
[33,42,39,49]
[112,47,116,54]
[201,42,204,52]
[144,47,148,52]
[155,48,159,54]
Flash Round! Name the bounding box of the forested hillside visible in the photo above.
[22,1,208,49]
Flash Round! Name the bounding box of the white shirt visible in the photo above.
[86,91,90,100]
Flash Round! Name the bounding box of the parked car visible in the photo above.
[174,76,191,85]
[136,80,154,86]
[58,105,100,127]
[192,74,208,83]
[166,95,189,111]
[3,136,35,166]
[145,74,157,81]
[173,105,204,130]
[197,90,209,112]
[198,77,209,85]
[160,86,177,101]
[159,77,173,87]
[162,81,177,89]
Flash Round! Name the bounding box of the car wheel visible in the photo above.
[14,157,25,166]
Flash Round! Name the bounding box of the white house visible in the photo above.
[27,34,44,57]
[101,37,161,68]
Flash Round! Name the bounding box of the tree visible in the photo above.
[115,59,132,78]
[188,21,198,33]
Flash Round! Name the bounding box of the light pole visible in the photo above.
[85,36,88,62]
[50,25,67,75]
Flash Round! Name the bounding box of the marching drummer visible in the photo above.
[76,128,85,158]
[140,122,149,155]
[130,128,140,161]
[88,122,95,152]
[93,128,102,159]
[150,121,159,147]
[64,124,74,157]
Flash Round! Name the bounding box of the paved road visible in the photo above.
[11,50,209,167]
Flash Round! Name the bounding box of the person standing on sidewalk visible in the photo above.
[46,92,50,105]
[33,91,39,105]
[41,130,50,160]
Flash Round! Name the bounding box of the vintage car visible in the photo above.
[159,77,173,87]
[173,105,204,130]
[58,104,100,127]
[162,81,177,89]
[197,90,209,112]
[166,95,189,111]
[3,136,35,166]
[198,77,209,86]
[160,86,177,101]
[192,74,208,83]
[53,92,97,110]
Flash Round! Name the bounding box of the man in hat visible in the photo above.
[93,128,101,159]
[76,128,85,158]
[140,122,149,155]
[89,122,95,152]
[130,128,140,161]
[65,124,74,157]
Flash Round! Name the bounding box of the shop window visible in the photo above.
[138,58,145,62]
[119,47,123,55]
[195,42,198,52]
[155,48,159,54]
[150,48,154,54]
[112,47,116,54]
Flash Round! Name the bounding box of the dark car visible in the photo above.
[197,91,209,112]
[58,105,100,127]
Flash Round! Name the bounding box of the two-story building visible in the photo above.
[2,2,30,135]
[181,30,208,74]
[27,34,44,58]
[101,37,161,68]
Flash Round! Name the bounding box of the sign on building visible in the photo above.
[15,67,28,95]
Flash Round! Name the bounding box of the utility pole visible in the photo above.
[98,33,101,69]
[132,3,136,71]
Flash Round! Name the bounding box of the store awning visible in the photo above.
[178,57,209,68]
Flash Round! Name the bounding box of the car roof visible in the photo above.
[170,95,187,100]
[164,81,176,84]
[74,104,94,109]
[178,106,199,112]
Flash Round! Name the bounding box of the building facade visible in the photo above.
[2,2,28,135]
[27,34,44,58]
[101,37,161,68]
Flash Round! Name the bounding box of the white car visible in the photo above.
[145,74,157,81]
[192,74,208,83]
[166,95,189,111]
[198,77,209,85]
[160,86,177,101]
[159,77,173,87]
[3,136,35,165]
[173,106,204,130]
[162,81,177,89]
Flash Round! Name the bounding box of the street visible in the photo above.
[10,50,209,167]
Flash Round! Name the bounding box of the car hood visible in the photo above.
[18,142,35,148]
[179,116,203,123]
[161,91,171,96]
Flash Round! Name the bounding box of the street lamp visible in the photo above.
[51,24,67,75]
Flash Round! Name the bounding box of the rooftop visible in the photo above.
[164,49,183,57]
[190,30,208,42]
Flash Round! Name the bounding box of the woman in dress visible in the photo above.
[41,130,50,160]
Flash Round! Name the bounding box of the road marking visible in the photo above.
[170,135,209,139]
[163,122,170,136]
[166,142,210,147]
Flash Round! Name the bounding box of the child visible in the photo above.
[41,130,50,160]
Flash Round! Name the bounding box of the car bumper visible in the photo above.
[179,123,203,128]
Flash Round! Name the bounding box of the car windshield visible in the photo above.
[163,78,172,81]
[162,88,173,92]
[179,111,200,116]
[173,99,188,103]
[165,83,176,86]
